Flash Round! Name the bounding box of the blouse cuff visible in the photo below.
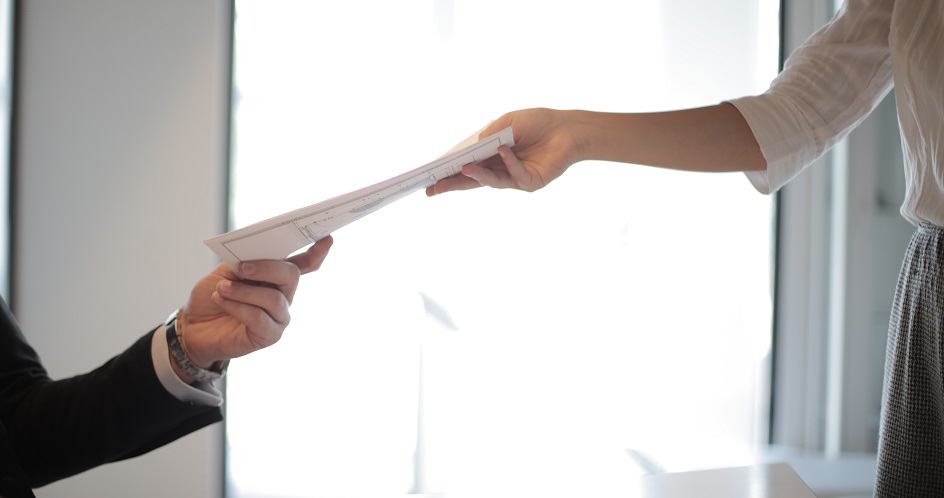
[151,325,224,407]
[728,94,818,194]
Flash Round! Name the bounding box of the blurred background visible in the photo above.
[5,1,908,497]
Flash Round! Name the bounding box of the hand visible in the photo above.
[426,108,585,196]
[175,236,334,375]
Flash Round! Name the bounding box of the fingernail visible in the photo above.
[219,279,233,295]
[240,262,256,275]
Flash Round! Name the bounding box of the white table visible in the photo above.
[631,463,817,498]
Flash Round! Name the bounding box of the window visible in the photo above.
[0,0,11,302]
[226,2,779,496]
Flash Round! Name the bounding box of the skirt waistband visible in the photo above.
[918,222,944,235]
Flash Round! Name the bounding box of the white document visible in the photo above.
[205,126,514,270]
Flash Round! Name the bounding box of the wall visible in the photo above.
[13,1,231,497]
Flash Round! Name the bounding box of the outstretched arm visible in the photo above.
[426,104,764,196]
[2,236,334,486]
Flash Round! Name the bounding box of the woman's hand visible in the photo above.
[427,108,585,195]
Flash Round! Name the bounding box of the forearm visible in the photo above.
[12,331,221,486]
[569,103,766,172]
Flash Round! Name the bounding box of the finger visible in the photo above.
[216,278,292,326]
[479,113,513,140]
[461,151,525,190]
[460,162,506,188]
[212,289,287,350]
[287,235,334,274]
[426,174,484,196]
[495,146,536,190]
[237,259,303,303]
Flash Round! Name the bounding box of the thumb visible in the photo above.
[478,114,513,140]
[287,236,334,275]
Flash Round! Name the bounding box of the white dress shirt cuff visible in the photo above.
[151,325,224,407]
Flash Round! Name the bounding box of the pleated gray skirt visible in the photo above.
[875,223,944,497]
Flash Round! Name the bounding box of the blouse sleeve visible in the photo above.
[729,0,896,194]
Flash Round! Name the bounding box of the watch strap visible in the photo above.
[165,309,228,383]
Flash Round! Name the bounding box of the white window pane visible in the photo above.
[227,1,778,497]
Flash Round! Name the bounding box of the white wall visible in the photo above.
[13,1,231,497]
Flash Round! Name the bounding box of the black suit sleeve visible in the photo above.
[0,299,223,487]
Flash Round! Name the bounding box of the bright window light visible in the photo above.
[226,2,779,497]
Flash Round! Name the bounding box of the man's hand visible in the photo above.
[175,236,334,374]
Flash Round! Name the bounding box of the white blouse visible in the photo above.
[729,0,944,227]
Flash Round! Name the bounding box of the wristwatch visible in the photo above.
[165,309,229,383]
